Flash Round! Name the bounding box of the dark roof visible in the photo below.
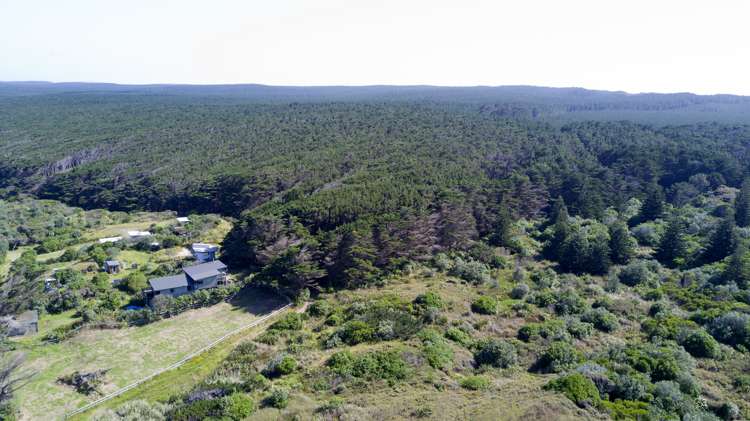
[183,260,227,281]
[149,274,188,291]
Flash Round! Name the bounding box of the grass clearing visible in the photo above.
[13,288,286,420]
[75,313,283,420]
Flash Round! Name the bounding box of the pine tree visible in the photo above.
[332,228,380,289]
[609,220,635,265]
[703,209,737,263]
[656,217,688,267]
[258,245,326,296]
[724,242,750,289]
[437,203,477,251]
[587,231,612,275]
[640,183,665,222]
[489,204,513,247]
[545,197,570,261]
[559,229,589,274]
[735,178,750,227]
[548,196,567,226]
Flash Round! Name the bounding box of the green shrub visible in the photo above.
[449,257,492,284]
[544,373,601,408]
[612,373,649,401]
[317,397,345,415]
[325,312,344,326]
[554,290,585,315]
[618,261,654,286]
[328,349,408,383]
[652,381,692,415]
[678,329,721,359]
[123,272,147,294]
[350,350,408,382]
[222,393,255,420]
[473,339,517,368]
[708,312,750,349]
[0,403,15,421]
[517,324,541,341]
[651,355,681,382]
[530,290,556,307]
[327,350,355,376]
[414,291,444,309]
[338,320,375,345]
[510,283,530,299]
[307,300,332,317]
[471,296,498,315]
[537,342,583,373]
[648,301,670,317]
[264,388,289,409]
[642,315,696,340]
[460,375,490,390]
[445,327,473,346]
[255,330,280,345]
[269,313,304,331]
[566,319,594,339]
[419,329,454,370]
[170,399,222,420]
[717,402,741,420]
[733,374,750,393]
[601,400,650,420]
[581,308,619,332]
[265,354,297,377]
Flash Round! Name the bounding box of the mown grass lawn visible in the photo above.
[13,288,285,420]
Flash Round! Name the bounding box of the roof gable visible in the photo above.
[183,260,227,281]
[149,274,188,291]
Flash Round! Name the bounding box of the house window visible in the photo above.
[170,288,174,293]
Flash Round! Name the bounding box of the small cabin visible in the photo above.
[104,260,121,274]
[176,217,190,224]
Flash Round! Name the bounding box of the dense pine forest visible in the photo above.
[4,83,750,420]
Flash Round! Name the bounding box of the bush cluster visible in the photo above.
[471,296,498,315]
[581,307,619,332]
[473,339,517,368]
[327,349,409,383]
[460,375,491,390]
[536,342,583,373]
[419,329,454,370]
[544,373,601,408]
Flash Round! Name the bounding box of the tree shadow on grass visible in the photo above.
[227,286,288,316]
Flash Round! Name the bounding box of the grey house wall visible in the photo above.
[191,274,219,290]
[153,285,189,298]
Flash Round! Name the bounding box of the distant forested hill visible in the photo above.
[0,84,749,215]
[1,83,750,272]
[3,82,750,123]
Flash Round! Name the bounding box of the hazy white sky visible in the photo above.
[1,0,749,94]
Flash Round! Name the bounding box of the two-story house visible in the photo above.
[146,260,228,300]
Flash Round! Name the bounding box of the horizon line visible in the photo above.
[1,80,747,98]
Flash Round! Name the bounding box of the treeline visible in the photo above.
[2,98,750,295]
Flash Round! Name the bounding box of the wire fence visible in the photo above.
[63,303,291,419]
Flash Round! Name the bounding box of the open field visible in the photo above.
[75,304,299,420]
[12,288,286,420]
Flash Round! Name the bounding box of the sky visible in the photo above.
[1,0,749,95]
